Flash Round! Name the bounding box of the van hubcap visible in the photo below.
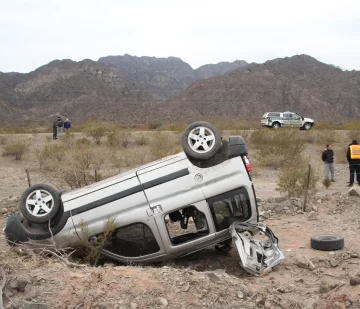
[188,126,216,153]
[26,190,54,217]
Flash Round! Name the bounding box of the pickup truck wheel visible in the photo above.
[19,184,61,224]
[272,122,280,129]
[303,123,312,130]
[182,121,222,160]
[310,235,344,251]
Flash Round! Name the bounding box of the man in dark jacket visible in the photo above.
[52,121,58,140]
[322,144,335,182]
[346,140,360,186]
[56,117,63,137]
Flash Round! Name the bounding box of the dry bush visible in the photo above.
[250,129,306,168]
[322,178,332,189]
[0,135,8,145]
[134,134,149,146]
[148,121,162,130]
[150,132,181,159]
[37,144,66,168]
[348,130,360,141]
[119,132,132,148]
[76,137,92,146]
[74,218,115,266]
[85,122,109,145]
[38,143,105,188]
[276,161,319,198]
[2,139,28,160]
[107,130,120,147]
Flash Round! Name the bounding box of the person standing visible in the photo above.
[322,144,335,182]
[52,121,58,140]
[346,140,360,187]
[64,118,71,130]
[57,117,63,137]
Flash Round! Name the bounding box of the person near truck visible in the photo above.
[346,140,360,187]
[52,121,58,140]
[322,144,335,182]
[56,117,63,137]
[64,118,71,130]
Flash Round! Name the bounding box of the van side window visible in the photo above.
[208,188,251,231]
[104,223,160,257]
[165,205,209,245]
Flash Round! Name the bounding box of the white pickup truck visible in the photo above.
[261,111,315,130]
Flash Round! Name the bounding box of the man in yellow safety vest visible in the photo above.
[346,140,360,187]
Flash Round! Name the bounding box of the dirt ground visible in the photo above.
[0,132,360,309]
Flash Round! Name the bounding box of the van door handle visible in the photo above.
[150,205,163,214]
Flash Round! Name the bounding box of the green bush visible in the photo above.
[276,162,319,198]
[85,123,109,144]
[2,139,28,160]
[150,132,181,159]
[251,129,306,168]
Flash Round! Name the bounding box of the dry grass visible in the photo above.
[150,132,182,159]
[276,161,320,198]
[2,138,28,160]
[250,129,306,169]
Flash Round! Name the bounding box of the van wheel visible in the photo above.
[182,121,222,160]
[19,184,61,224]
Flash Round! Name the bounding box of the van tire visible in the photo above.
[182,121,222,160]
[19,184,61,224]
[310,235,344,251]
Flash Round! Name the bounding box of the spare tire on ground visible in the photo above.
[182,121,222,161]
[19,184,61,224]
[310,235,344,251]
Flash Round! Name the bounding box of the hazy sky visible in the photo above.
[1,0,360,73]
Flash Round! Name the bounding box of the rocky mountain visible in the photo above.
[98,54,248,100]
[0,54,359,126]
[156,55,360,122]
[0,59,156,125]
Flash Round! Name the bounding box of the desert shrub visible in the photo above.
[148,121,162,130]
[0,135,8,145]
[134,134,149,146]
[85,122,108,144]
[74,218,115,266]
[150,132,181,159]
[76,137,92,146]
[2,139,28,160]
[251,129,306,168]
[107,130,120,147]
[37,144,66,168]
[322,178,332,189]
[348,130,360,141]
[276,161,319,198]
[119,132,132,148]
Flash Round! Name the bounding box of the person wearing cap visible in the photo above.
[322,144,335,182]
[346,140,360,187]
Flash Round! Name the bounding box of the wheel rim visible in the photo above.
[25,189,54,218]
[305,123,311,130]
[187,126,216,154]
[273,124,279,129]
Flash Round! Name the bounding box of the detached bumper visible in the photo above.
[230,222,285,275]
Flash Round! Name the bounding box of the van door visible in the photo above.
[67,175,166,262]
[137,158,217,256]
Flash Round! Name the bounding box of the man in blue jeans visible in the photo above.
[56,117,63,137]
[322,144,335,182]
[346,140,360,187]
